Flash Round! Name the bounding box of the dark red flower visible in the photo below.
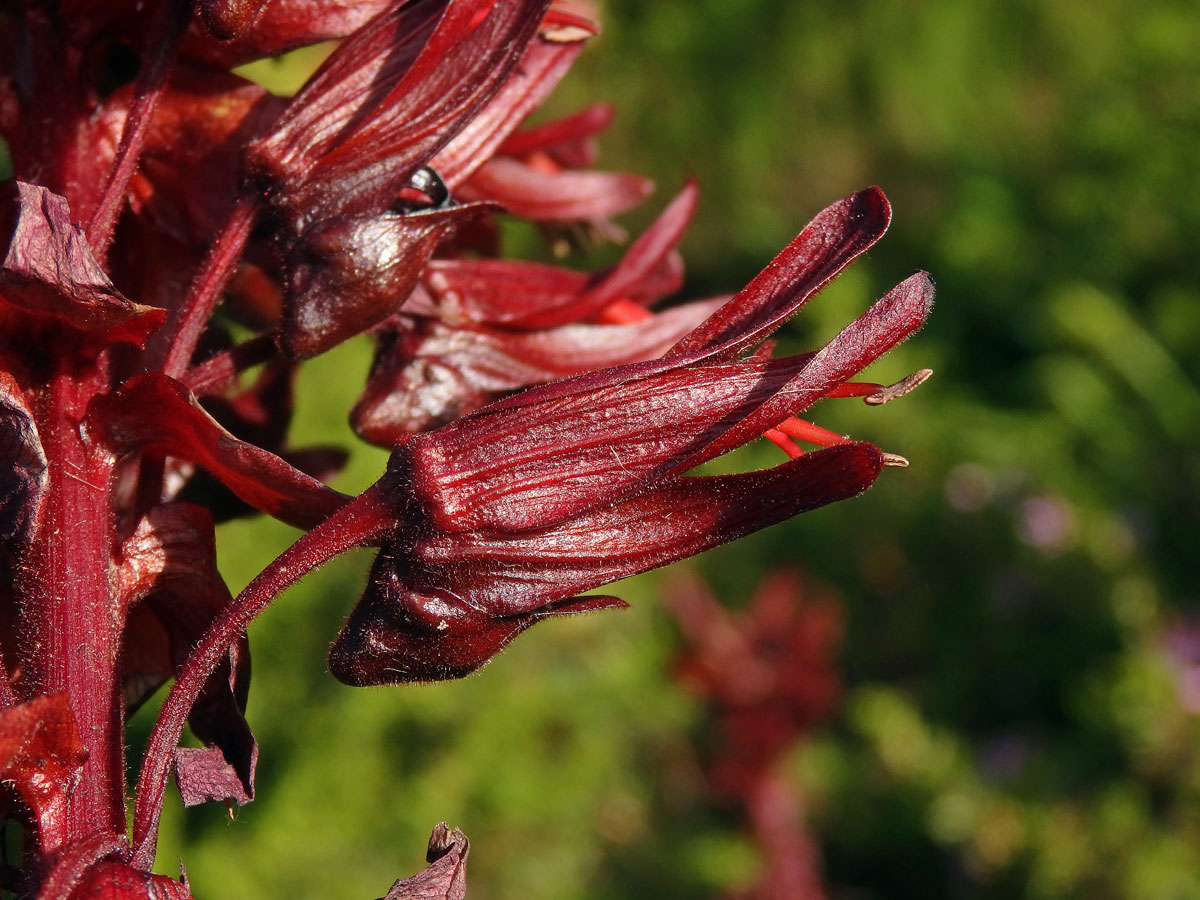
[328,187,934,684]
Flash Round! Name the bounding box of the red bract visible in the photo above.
[0,0,932,896]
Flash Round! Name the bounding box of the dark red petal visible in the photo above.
[408,353,804,532]
[497,102,614,159]
[432,36,587,188]
[476,187,893,418]
[332,444,877,684]
[422,258,590,325]
[378,824,469,900]
[250,0,553,223]
[459,156,653,222]
[282,203,495,358]
[420,182,694,329]
[667,186,892,361]
[0,694,88,837]
[413,443,883,615]
[0,183,165,345]
[328,545,627,684]
[90,374,348,529]
[67,860,192,900]
[0,371,46,547]
[352,298,724,443]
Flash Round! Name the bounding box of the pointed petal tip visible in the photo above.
[542,594,630,616]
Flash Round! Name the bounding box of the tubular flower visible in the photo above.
[328,187,934,684]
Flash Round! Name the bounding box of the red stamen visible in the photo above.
[595,298,652,325]
[824,381,883,399]
[763,428,805,459]
[776,417,848,448]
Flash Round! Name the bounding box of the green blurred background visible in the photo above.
[137,1,1200,897]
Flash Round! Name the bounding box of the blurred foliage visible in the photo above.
[141,0,1200,897]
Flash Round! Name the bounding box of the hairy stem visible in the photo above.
[161,194,259,379]
[130,484,395,868]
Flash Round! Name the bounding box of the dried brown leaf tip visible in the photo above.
[378,823,470,900]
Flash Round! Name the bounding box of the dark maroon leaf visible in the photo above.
[175,739,255,807]
[282,202,496,358]
[330,444,879,684]
[0,183,165,345]
[0,371,46,547]
[0,694,88,836]
[378,823,469,900]
[90,374,348,529]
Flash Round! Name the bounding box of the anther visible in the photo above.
[863,369,933,406]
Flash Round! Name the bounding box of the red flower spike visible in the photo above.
[89,374,349,530]
[0,183,166,346]
[330,442,880,684]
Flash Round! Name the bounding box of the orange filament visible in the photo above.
[824,381,883,399]
[595,298,652,325]
[776,417,848,448]
[763,428,805,459]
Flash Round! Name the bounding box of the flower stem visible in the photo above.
[85,0,192,261]
[130,484,395,868]
[161,193,259,379]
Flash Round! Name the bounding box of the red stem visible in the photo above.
[130,484,395,869]
[17,364,124,854]
[161,194,259,379]
[181,332,280,395]
[85,0,193,260]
